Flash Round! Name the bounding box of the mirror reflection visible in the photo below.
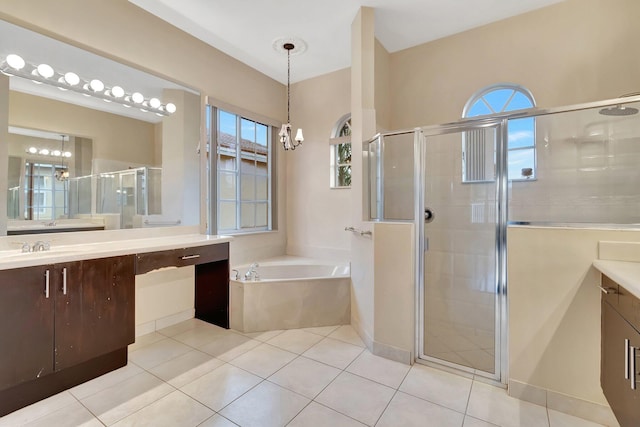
[1,19,201,235]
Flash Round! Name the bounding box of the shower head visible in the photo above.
[599,105,639,116]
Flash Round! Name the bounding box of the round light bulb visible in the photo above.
[131,92,144,104]
[149,98,161,109]
[165,103,177,114]
[36,63,54,79]
[89,79,104,92]
[6,54,25,70]
[111,85,125,98]
[64,152,72,158]
[52,150,61,156]
[28,147,37,154]
[39,149,50,155]
[64,72,80,86]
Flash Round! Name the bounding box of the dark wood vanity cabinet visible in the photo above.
[0,255,135,416]
[0,265,55,391]
[601,275,640,426]
[54,256,135,370]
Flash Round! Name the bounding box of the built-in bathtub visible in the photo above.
[229,258,351,332]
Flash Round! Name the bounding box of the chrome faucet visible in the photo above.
[244,263,260,281]
[32,241,51,252]
[231,269,239,280]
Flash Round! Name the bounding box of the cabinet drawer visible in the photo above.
[135,243,229,275]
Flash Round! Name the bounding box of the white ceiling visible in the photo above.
[129,0,564,84]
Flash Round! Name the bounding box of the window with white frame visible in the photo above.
[212,107,274,233]
[463,84,536,182]
[330,114,351,188]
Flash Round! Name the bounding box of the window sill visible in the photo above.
[221,229,278,237]
[330,186,351,190]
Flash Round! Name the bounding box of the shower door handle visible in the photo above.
[424,208,435,223]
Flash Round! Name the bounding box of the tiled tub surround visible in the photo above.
[230,258,351,332]
[0,319,609,427]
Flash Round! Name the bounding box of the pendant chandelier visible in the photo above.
[55,134,70,181]
[278,42,304,150]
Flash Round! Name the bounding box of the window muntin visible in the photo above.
[330,115,352,188]
[214,107,272,233]
[463,84,536,181]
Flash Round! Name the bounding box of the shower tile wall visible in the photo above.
[509,108,640,224]
[423,132,496,373]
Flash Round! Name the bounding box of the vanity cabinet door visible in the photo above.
[0,265,54,390]
[602,301,640,426]
[55,256,135,371]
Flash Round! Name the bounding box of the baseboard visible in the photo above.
[508,379,619,426]
[372,340,412,365]
[135,309,195,337]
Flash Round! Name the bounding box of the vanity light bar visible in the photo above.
[26,147,72,157]
[0,54,177,117]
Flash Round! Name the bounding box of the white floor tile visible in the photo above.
[376,391,465,427]
[399,364,472,413]
[128,332,167,352]
[180,363,261,411]
[172,325,231,348]
[548,409,606,427]
[346,351,410,389]
[198,332,260,360]
[327,325,366,347]
[111,390,213,427]
[148,349,225,388]
[128,338,192,369]
[0,392,76,427]
[463,415,500,426]
[303,337,364,369]
[266,329,323,354]
[287,402,366,427]
[241,329,284,342]
[70,363,144,400]
[466,381,550,427]
[219,381,310,427]
[21,400,100,427]
[199,414,239,427]
[80,371,175,425]
[315,372,395,426]
[229,343,297,378]
[268,356,341,399]
[157,318,211,337]
[303,325,340,336]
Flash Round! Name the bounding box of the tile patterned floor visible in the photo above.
[0,319,605,427]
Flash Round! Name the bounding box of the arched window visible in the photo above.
[330,114,351,188]
[463,84,536,181]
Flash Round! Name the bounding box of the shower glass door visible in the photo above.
[418,120,507,381]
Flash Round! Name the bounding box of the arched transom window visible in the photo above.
[463,84,536,181]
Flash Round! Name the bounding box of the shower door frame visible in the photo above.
[414,117,509,383]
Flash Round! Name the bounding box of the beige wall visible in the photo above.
[389,0,640,129]
[286,68,351,260]
[509,227,640,407]
[9,92,156,168]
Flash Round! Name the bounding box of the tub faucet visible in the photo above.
[244,263,259,281]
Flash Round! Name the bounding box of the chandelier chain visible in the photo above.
[287,48,291,124]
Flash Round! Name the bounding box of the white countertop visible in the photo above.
[0,234,232,270]
[593,259,640,300]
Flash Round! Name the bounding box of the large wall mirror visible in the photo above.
[0,19,201,235]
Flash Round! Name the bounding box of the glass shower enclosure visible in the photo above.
[369,93,640,383]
